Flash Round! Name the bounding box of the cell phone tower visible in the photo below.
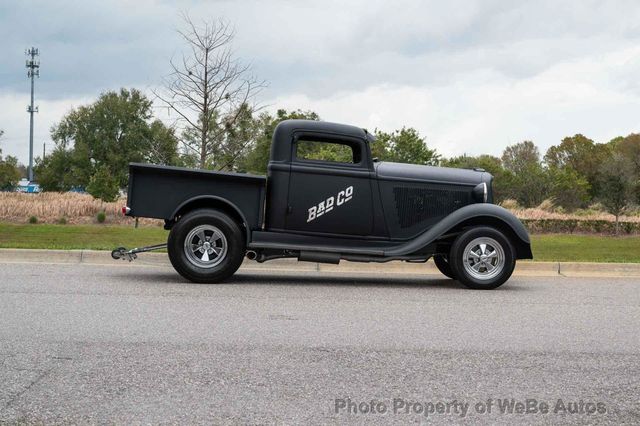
[25,47,40,182]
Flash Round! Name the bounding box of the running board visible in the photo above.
[248,231,393,256]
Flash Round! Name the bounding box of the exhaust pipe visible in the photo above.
[246,250,257,260]
[299,251,340,264]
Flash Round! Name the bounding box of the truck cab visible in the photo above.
[122,119,532,289]
[265,120,379,236]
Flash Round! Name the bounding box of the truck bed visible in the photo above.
[126,163,266,230]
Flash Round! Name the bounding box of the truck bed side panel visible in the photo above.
[127,163,266,230]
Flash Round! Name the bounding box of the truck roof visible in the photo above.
[271,119,369,163]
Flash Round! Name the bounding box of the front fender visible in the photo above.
[384,204,532,259]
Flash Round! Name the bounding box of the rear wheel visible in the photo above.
[168,209,245,283]
[449,227,515,290]
[433,255,456,279]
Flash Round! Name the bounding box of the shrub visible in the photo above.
[57,217,67,225]
[87,165,119,203]
[96,211,106,223]
[28,216,38,224]
[623,222,635,234]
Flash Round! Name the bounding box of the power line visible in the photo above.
[25,47,40,182]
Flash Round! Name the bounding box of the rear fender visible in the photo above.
[170,195,251,245]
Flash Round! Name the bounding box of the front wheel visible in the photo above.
[448,227,516,290]
[168,209,245,283]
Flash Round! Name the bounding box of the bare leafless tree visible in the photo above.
[154,15,265,169]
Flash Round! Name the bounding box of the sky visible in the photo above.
[1,0,640,164]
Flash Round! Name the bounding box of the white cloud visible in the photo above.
[0,93,91,162]
[270,44,640,158]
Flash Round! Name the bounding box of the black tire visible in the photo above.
[433,255,456,279]
[167,209,245,283]
[449,227,516,290]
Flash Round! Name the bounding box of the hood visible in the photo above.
[374,161,489,186]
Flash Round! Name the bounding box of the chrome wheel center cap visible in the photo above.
[203,242,211,250]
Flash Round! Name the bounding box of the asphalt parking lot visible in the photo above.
[1,262,639,424]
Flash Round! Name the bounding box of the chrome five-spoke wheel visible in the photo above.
[183,224,227,268]
[168,209,245,283]
[449,227,515,289]
[462,237,505,280]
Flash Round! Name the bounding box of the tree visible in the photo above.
[181,102,259,171]
[547,166,590,211]
[0,131,22,191]
[502,140,540,174]
[40,88,180,192]
[596,154,634,234]
[613,133,640,203]
[51,88,154,187]
[155,16,265,170]
[611,134,640,172]
[0,152,21,191]
[144,120,182,166]
[373,127,440,165]
[35,147,76,191]
[500,141,549,207]
[86,165,120,202]
[544,134,610,197]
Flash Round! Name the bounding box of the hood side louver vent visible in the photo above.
[393,186,471,229]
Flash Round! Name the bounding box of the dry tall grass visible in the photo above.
[0,192,161,225]
[499,198,640,223]
[1,192,638,225]
[510,207,640,223]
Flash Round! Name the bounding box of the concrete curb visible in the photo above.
[1,248,639,278]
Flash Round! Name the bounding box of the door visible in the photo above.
[285,132,374,236]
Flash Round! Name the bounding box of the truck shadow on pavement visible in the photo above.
[111,270,527,290]
[230,273,466,289]
[229,274,528,291]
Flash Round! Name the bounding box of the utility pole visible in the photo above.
[25,47,40,182]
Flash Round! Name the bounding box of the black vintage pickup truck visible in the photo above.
[119,119,532,289]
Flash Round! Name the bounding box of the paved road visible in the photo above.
[0,262,638,425]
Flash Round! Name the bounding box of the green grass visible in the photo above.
[0,223,639,263]
[530,234,640,263]
[0,223,168,251]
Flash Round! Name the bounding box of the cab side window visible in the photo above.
[295,138,360,164]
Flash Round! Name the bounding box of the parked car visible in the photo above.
[120,120,532,289]
[16,178,40,193]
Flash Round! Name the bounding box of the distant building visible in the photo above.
[16,178,41,193]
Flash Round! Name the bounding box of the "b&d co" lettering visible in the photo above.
[307,186,353,223]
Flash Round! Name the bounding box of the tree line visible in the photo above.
[443,134,639,230]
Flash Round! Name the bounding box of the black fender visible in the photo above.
[170,195,251,245]
[384,204,532,259]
